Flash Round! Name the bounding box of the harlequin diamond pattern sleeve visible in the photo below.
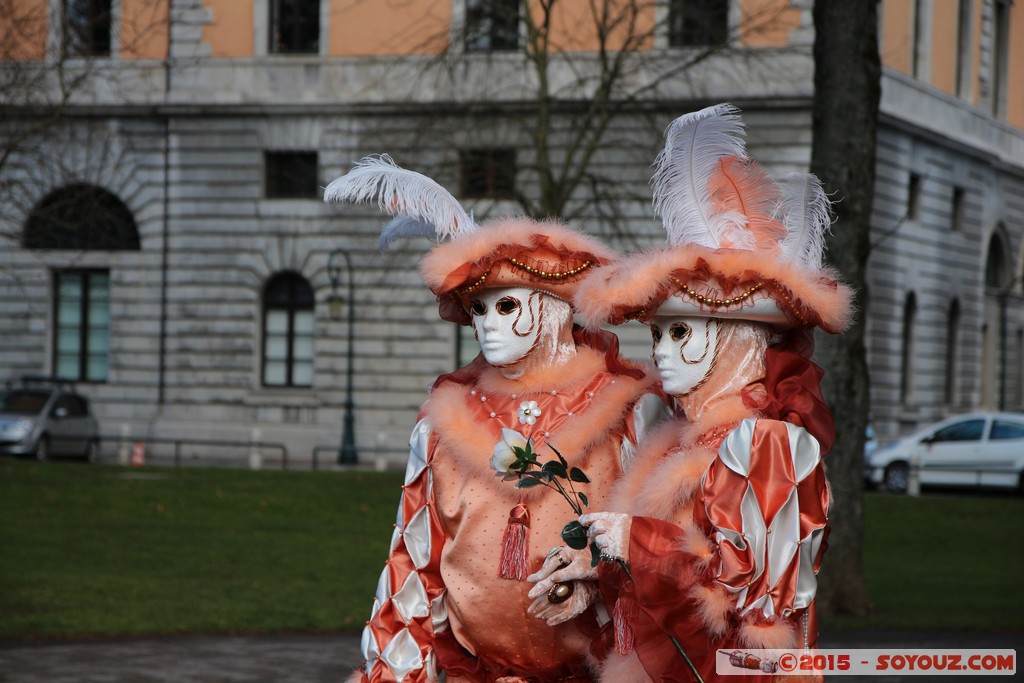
[700,418,830,618]
[354,418,448,683]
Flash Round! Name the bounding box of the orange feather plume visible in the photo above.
[708,155,786,249]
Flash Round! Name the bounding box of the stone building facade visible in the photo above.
[1,0,1022,464]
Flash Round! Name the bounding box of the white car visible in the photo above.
[865,412,1024,493]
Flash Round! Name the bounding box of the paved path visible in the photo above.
[0,631,1018,682]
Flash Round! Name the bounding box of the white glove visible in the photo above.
[580,512,632,563]
[525,547,598,626]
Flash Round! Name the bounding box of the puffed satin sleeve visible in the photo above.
[627,418,829,629]
[350,419,451,683]
[697,418,829,619]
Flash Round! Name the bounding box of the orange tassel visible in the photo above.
[613,596,635,655]
[498,502,530,580]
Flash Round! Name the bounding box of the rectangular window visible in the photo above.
[459,149,516,200]
[907,173,922,220]
[951,186,966,232]
[955,0,972,98]
[465,0,519,52]
[668,0,728,48]
[269,0,320,54]
[263,273,315,388]
[264,152,319,199]
[991,0,1010,118]
[54,270,110,382]
[911,0,926,78]
[63,0,111,57]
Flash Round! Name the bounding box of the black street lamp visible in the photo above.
[328,248,358,464]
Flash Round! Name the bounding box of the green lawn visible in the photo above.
[0,459,403,638]
[1,459,1021,638]
[822,490,1024,631]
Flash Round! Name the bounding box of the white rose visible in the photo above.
[490,428,529,477]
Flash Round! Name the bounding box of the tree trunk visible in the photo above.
[810,0,880,617]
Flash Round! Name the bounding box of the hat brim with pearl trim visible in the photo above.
[420,217,617,325]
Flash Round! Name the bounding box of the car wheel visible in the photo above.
[85,440,100,464]
[883,462,909,494]
[35,436,50,461]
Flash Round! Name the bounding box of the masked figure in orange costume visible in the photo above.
[324,157,667,682]
[527,105,852,682]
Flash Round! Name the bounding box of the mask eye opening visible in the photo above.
[669,322,691,342]
[470,300,486,316]
[496,297,521,315]
[650,324,662,343]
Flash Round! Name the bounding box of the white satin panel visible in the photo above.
[381,628,424,682]
[393,571,430,623]
[374,566,391,608]
[404,505,432,570]
[718,418,756,475]
[361,624,381,674]
[406,419,431,486]
[430,592,449,633]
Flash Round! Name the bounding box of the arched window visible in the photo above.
[985,231,1009,290]
[945,298,960,405]
[900,292,917,406]
[263,272,315,387]
[24,183,140,250]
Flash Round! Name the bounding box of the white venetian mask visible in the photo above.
[470,287,546,368]
[650,315,720,396]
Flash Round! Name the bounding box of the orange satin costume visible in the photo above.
[590,333,834,683]
[354,329,664,682]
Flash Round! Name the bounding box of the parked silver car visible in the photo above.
[0,377,100,461]
[865,412,1024,493]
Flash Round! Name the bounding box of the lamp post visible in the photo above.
[328,248,358,464]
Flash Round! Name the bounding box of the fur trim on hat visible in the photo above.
[574,244,853,334]
[420,217,618,324]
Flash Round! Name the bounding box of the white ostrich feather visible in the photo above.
[776,172,832,270]
[324,155,476,241]
[377,216,438,251]
[651,103,748,248]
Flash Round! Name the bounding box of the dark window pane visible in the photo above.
[466,0,519,52]
[459,149,516,200]
[64,0,111,57]
[263,272,315,388]
[990,420,1024,440]
[669,0,728,48]
[270,0,320,54]
[265,152,319,199]
[931,419,986,443]
[53,270,110,383]
[25,184,139,251]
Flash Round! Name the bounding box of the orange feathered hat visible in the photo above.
[324,155,616,325]
[574,104,852,334]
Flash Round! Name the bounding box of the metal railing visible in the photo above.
[310,445,408,471]
[107,434,289,469]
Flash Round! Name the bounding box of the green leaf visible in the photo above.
[590,541,602,567]
[516,477,544,489]
[541,460,568,478]
[569,467,590,483]
[578,492,589,508]
[547,442,569,468]
[561,520,589,550]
